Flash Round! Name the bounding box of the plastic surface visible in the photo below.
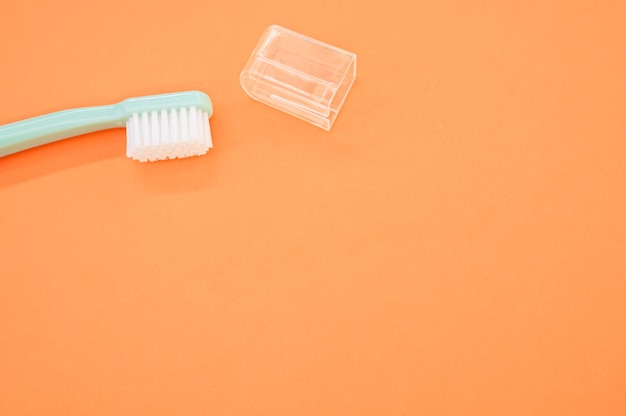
[241,25,356,131]
[0,91,213,158]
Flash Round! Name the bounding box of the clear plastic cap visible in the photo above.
[240,25,357,131]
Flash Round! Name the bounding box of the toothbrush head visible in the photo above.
[0,90,214,161]
[121,91,213,162]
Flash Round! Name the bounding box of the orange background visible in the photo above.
[1,1,625,415]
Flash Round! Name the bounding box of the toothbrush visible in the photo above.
[0,91,213,162]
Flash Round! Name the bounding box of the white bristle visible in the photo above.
[125,107,212,162]
[180,108,189,142]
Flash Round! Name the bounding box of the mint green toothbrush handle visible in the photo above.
[0,105,124,157]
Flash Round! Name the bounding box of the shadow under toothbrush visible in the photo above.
[128,150,219,195]
[0,128,218,193]
[0,129,123,189]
